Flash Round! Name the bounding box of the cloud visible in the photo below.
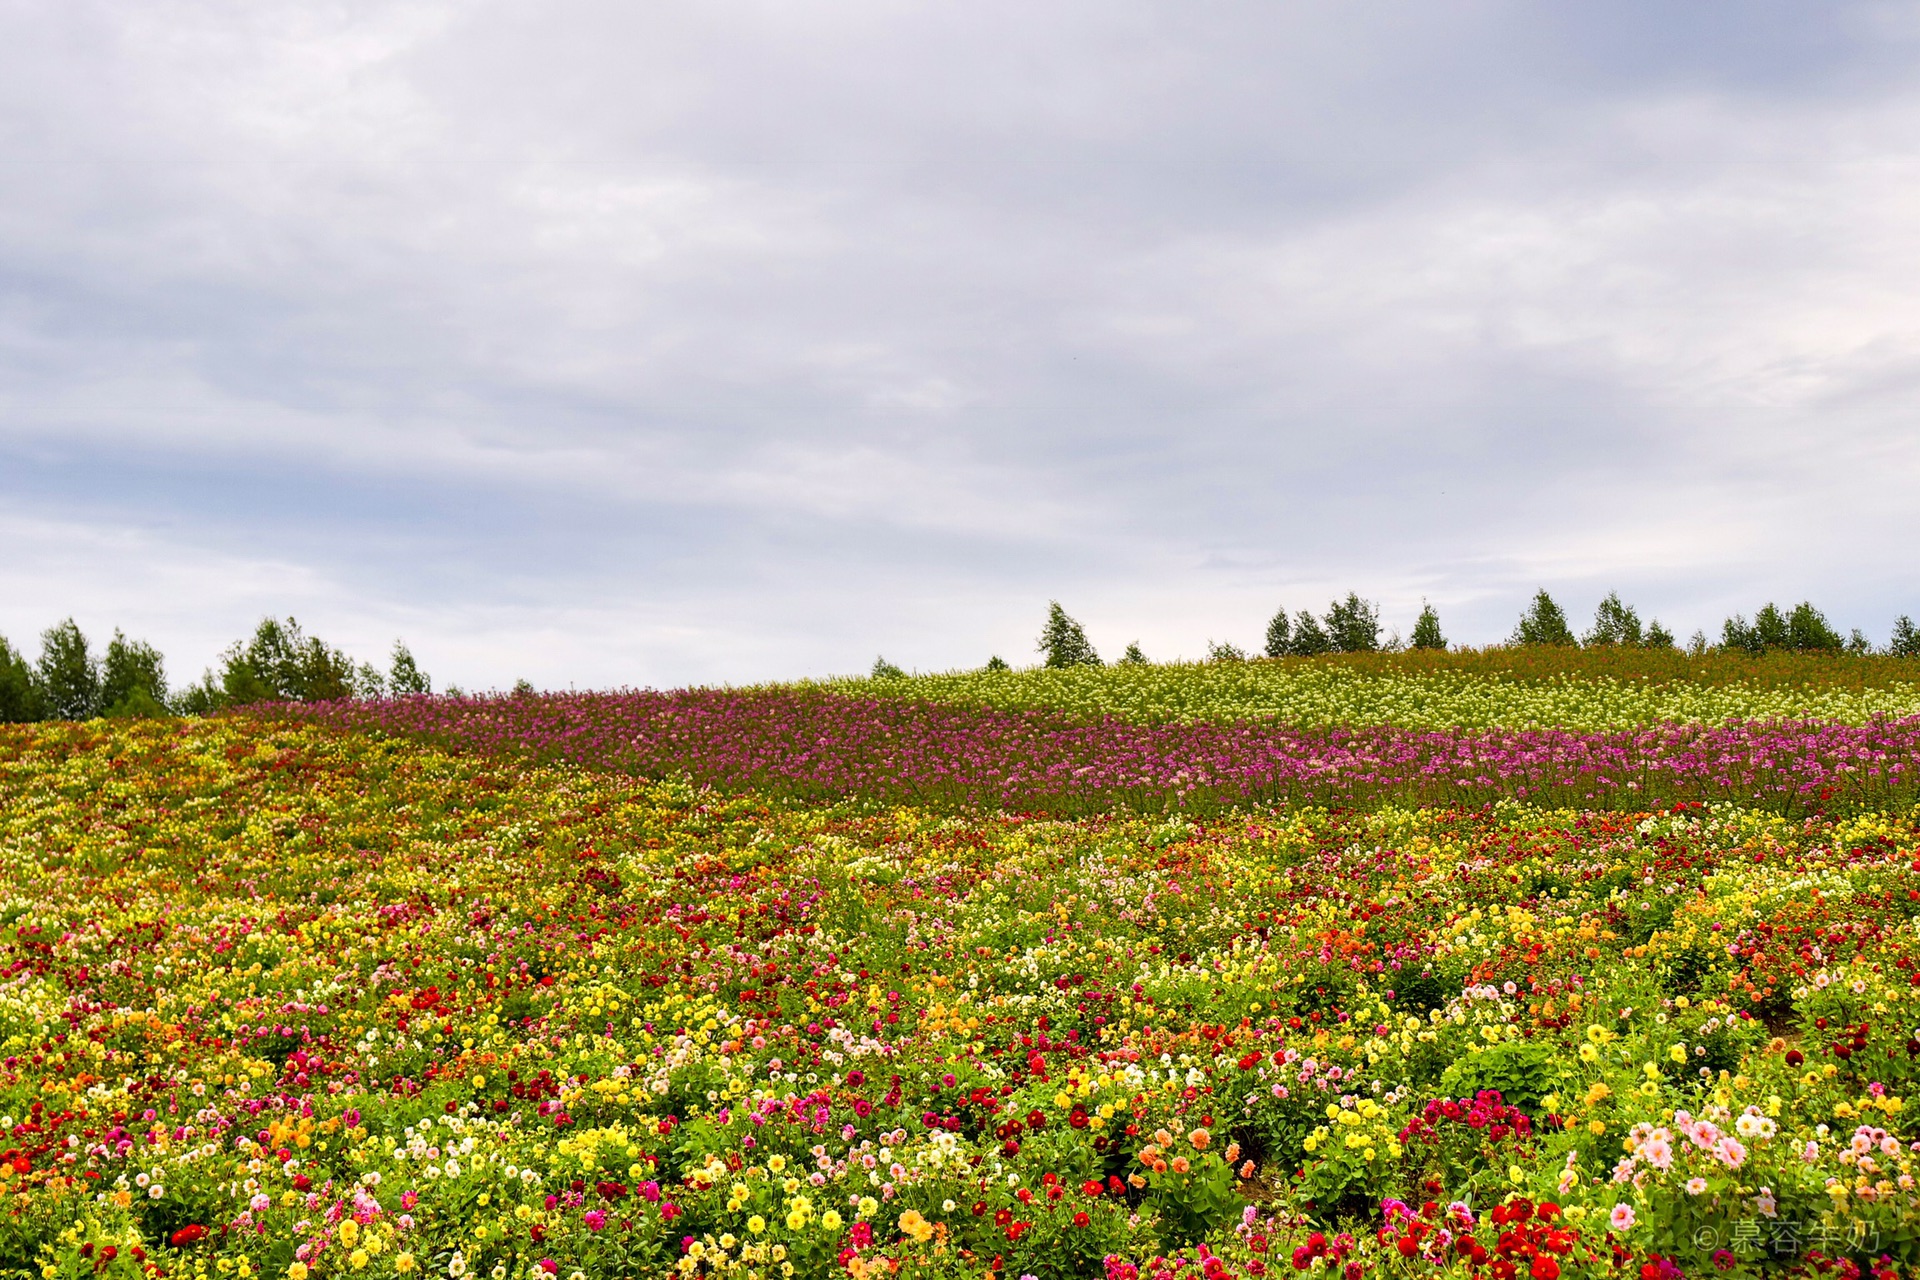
[4,0,1920,686]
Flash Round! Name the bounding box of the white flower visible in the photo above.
[448,1254,467,1278]
[1685,1178,1707,1195]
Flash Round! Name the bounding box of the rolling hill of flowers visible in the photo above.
[1,653,1918,1280]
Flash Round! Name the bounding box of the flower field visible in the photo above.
[2,663,1920,1280]
[834,652,1920,731]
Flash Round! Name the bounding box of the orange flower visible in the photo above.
[1189,1128,1211,1150]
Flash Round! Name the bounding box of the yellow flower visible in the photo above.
[767,1155,786,1173]
[340,1220,359,1245]
[288,1266,309,1280]
[396,1255,415,1274]
[821,1210,842,1231]
[748,1216,766,1235]
[349,1251,368,1271]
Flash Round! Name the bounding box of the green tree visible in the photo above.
[220,617,359,704]
[1119,642,1148,665]
[389,642,432,695]
[870,656,906,679]
[1723,602,1842,654]
[1323,593,1381,653]
[1583,592,1644,647]
[1409,603,1445,651]
[100,630,168,716]
[0,635,43,722]
[1205,639,1247,662]
[1786,602,1843,652]
[984,655,1011,672]
[1891,615,1920,658]
[1510,590,1577,647]
[1286,610,1333,656]
[36,619,101,720]
[1037,602,1101,668]
[1644,619,1677,649]
[1263,609,1292,659]
[511,678,538,697]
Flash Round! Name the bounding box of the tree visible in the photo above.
[511,678,538,697]
[1583,592,1644,647]
[1891,616,1920,659]
[1205,639,1247,662]
[36,619,101,720]
[1510,591,1577,647]
[1287,610,1333,656]
[1264,609,1292,659]
[389,642,432,695]
[100,630,168,717]
[1037,602,1101,668]
[1323,593,1381,653]
[1410,603,1445,651]
[220,617,359,704]
[1645,619,1677,650]
[871,656,906,679]
[1119,643,1148,666]
[0,635,42,722]
[1786,602,1842,652]
[1722,602,1843,654]
[984,655,1011,672]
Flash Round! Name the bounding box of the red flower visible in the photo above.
[1073,1211,1090,1227]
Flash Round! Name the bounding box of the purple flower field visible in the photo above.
[288,688,1920,815]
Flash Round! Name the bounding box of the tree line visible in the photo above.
[998,593,1920,670]
[0,616,432,723]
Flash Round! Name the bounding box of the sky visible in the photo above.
[5,0,1920,690]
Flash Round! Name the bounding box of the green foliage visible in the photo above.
[1323,592,1381,653]
[1510,589,1577,647]
[985,655,1012,672]
[100,629,168,715]
[1583,591,1643,647]
[1264,609,1292,659]
[1037,601,1101,668]
[0,635,43,723]
[1409,603,1445,651]
[1204,639,1247,662]
[511,678,538,697]
[1722,601,1845,655]
[35,619,101,720]
[388,642,431,695]
[1645,618,1677,649]
[1120,642,1148,665]
[219,616,360,704]
[871,656,906,679]
[1893,615,1920,659]
[1286,610,1332,657]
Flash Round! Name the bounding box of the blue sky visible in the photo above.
[5,1,1920,689]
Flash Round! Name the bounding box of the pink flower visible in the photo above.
[1609,1203,1636,1232]
[583,1210,607,1232]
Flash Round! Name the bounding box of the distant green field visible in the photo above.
[825,648,1920,728]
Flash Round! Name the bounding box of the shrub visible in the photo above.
[1510,590,1577,647]
[1037,602,1101,668]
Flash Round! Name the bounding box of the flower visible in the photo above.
[1609,1204,1636,1232]
[288,1266,309,1280]
[1685,1178,1707,1195]
[395,1256,415,1274]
